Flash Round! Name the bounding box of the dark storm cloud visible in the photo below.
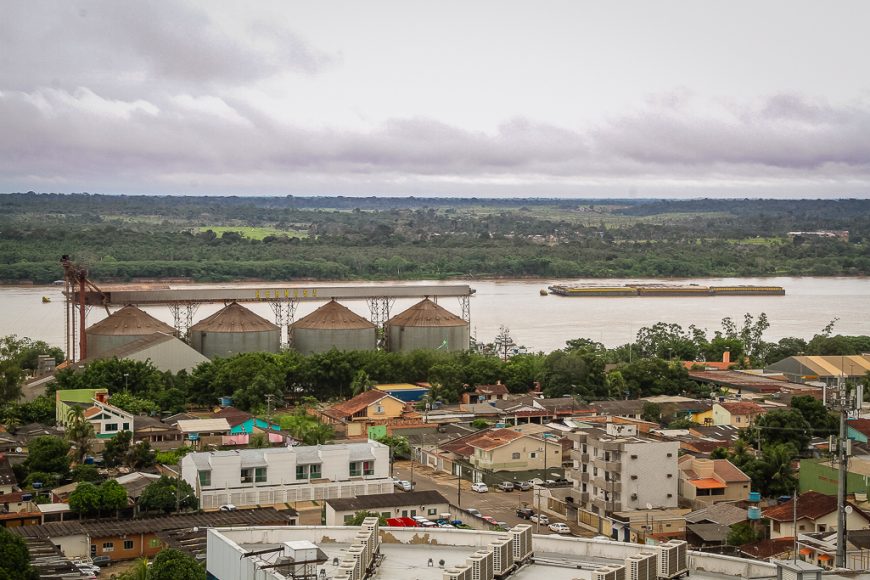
[0,86,868,193]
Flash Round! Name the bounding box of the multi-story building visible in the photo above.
[567,424,679,518]
[181,439,392,509]
[677,456,751,507]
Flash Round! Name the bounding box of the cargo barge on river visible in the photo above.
[547,284,785,297]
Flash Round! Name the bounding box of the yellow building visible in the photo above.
[468,428,562,473]
[323,390,410,438]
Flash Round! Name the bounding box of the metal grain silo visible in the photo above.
[385,298,469,352]
[189,302,280,359]
[290,299,376,355]
[86,305,176,358]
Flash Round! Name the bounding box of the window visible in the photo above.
[122,423,130,430]
[344,515,354,524]
[363,461,374,476]
[428,508,437,516]
[349,462,361,477]
[102,542,114,553]
[123,540,134,550]
[375,405,385,414]
[296,465,307,480]
[105,423,118,432]
[381,512,390,519]
[255,467,267,483]
[198,470,211,486]
[297,464,321,480]
[149,538,162,548]
[773,521,781,532]
[241,469,253,483]
[512,452,521,460]
[666,473,673,478]
[529,452,538,459]
[310,464,321,479]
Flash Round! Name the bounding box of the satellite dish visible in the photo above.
[845,505,853,514]
[15,447,22,453]
[646,503,653,510]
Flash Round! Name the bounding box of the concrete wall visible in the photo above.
[207,526,777,580]
[619,441,679,510]
[800,458,870,496]
[291,327,376,355]
[55,533,90,559]
[325,499,451,526]
[190,329,280,359]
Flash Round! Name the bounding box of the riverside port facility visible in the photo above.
[62,278,474,362]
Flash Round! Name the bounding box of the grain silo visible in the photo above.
[385,298,469,352]
[86,305,176,358]
[189,302,280,359]
[290,299,377,355]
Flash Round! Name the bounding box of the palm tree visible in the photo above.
[65,406,95,464]
[116,557,149,580]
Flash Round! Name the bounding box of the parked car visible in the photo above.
[438,522,454,528]
[497,481,514,492]
[91,556,111,567]
[395,480,413,492]
[526,478,544,487]
[412,515,429,523]
[530,514,549,525]
[471,482,488,493]
[75,563,100,576]
[516,481,532,491]
[466,508,482,517]
[496,521,509,529]
[482,515,499,525]
[219,504,237,512]
[548,522,572,534]
[515,507,534,519]
[420,521,438,527]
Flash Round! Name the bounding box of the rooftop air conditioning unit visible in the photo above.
[592,565,627,580]
[443,565,473,580]
[489,536,515,575]
[466,550,494,580]
[510,524,533,561]
[625,551,656,580]
[656,540,688,579]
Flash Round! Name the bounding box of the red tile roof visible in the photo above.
[213,406,253,427]
[329,390,393,418]
[717,401,765,416]
[475,384,509,396]
[763,491,870,522]
[467,428,524,451]
[712,459,751,482]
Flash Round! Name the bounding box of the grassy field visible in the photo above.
[197,226,308,239]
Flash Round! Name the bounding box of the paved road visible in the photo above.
[392,460,594,537]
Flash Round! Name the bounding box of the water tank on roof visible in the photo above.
[290,300,376,355]
[85,305,175,357]
[385,298,469,352]
[189,302,280,359]
[748,506,761,520]
[748,491,761,502]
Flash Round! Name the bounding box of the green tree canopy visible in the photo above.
[99,480,129,514]
[23,435,70,477]
[139,476,198,514]
[103,430,133,467]
[69,482,101,516]
[147,548,205,580]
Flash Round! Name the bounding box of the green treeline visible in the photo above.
[1,194,869,282]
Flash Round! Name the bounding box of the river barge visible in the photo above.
[547,284,785,297]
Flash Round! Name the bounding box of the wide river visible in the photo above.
[1,277,868,354]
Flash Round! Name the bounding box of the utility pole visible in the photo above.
[828,374,855,569]
[265,393,276,424]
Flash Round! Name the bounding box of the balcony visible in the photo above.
[579,492,589,503]
[597,440,624,452]
[591,457,622,473]
[591,477,622,493]
[591,497,621,513]
[570,449,590,463]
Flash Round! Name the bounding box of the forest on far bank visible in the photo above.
[1,193,869,283]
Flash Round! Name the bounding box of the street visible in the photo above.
[391,460,594,537]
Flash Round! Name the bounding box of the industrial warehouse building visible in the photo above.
[189,301,280,359]
[290,299,377,355]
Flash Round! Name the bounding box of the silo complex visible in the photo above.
[290,299,376,355]
[385,298,469,352]
[189,302,280,359]
[85,305,175,357]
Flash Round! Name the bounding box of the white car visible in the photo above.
[412,515,429,523]
[530,514,549,525]
[219,504,237,512]
[548,522,572,534]
[471,482,488,493]
[395,480,413,492]
[466,508,481,517]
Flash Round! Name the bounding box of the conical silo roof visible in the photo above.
[291,300,375,330]
[86,305,175,336]
[386,298,467,327]
[190,302,278,333]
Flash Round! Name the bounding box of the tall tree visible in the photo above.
[0,527,40,580]
[148,548,205,580]
[23,435,71,477]
[138,476,198,514]
[65,406,95,464]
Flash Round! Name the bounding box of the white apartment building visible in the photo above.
[181,439,392,509]
[568,424,679,516]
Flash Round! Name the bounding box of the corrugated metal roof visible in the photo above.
[86,305,174,336]
[176,418,231,433]
[291,299,375,330]
[190,302,278,333]
[385,298,467,328]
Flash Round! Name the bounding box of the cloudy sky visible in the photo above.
[2,1,869,198]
